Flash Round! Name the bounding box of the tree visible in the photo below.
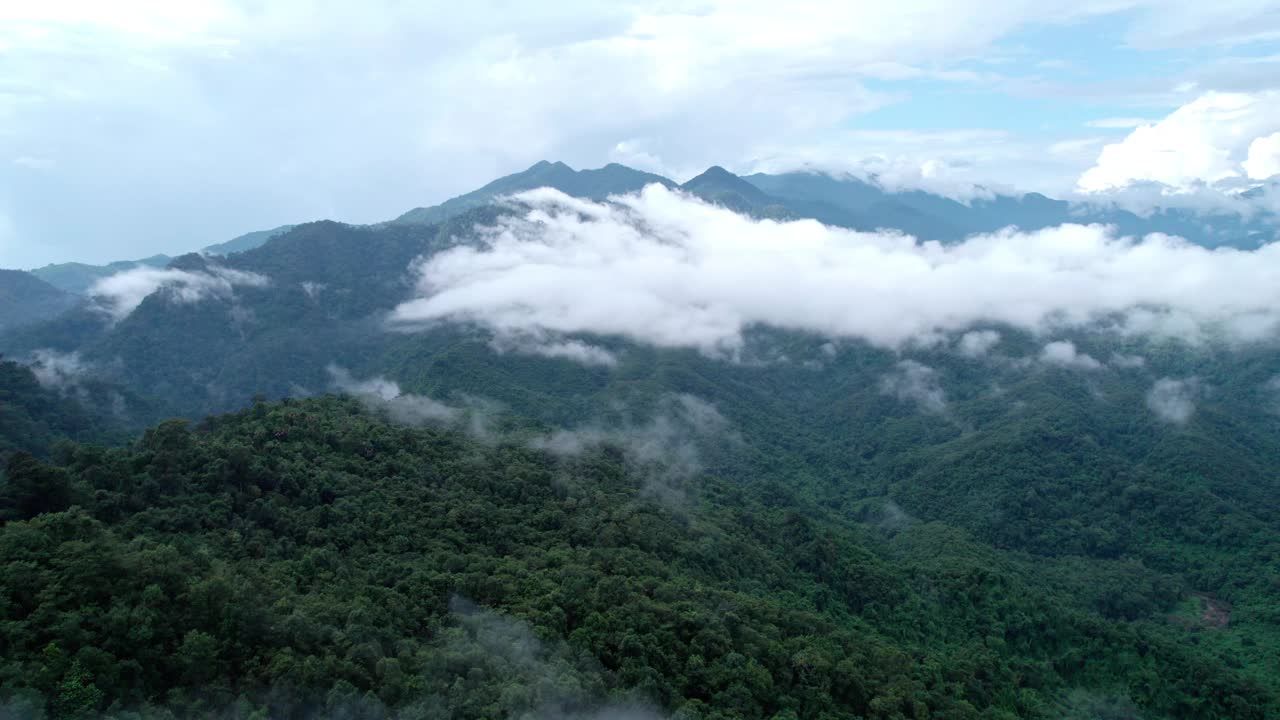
[0,452,73,522]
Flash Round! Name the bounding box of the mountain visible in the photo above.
[30,255,173,295]
[201,224,296,256]
[3,161,1280,718]
[680,165,782,212]
[0,393,1272,719]
[393,160,675,225]
[744,170,1280,247]
[0,270,78,332]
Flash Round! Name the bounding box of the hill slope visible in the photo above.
[0,395,1271,719]
[0,270,78,332]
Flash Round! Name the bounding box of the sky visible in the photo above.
[3,0,1280,269]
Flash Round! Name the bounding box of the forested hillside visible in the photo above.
[0,360,131,459]
[1,396,1272,719]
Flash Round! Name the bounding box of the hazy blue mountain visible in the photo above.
[745,170,1280,246]
[30,255,173,295]
[201,224,296,256]
[393,160,675,225]
[0,270,79,332]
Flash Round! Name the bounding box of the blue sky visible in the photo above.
[3,1,1280,268]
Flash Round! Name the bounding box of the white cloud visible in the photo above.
[390,186,1280,354]
[26,349,89,390]
[488,332,618,367]
[1244,131,1280,180]
[327,365,463,426]
[530,393,733,499]
[1078,91,1280,192]
[88,265,269,320]
[957,330,1002,357]
[11,1,1280,267]
[880,360,947,413]
[1146,377,1199,424]
[1085,117,1154,129]
[1040,340,1103,370]
[300,281,326,301]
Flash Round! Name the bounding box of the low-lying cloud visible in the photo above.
[489,332,619,367]
[880,360,947,414]
[89,265,269,321]
[389,186,1280,355]
[957,330,1001,358]
[1146,377,1200,424]
[445,598,667,720]
[26,349,89,390]
[328,365,463,425]
[531,393,734,501]
[1040,340,1103,370]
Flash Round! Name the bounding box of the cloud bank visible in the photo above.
[390,186,1280,355]
[89,265,269,321]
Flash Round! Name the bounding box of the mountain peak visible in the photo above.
[682,165,767,196]
[690,165,736,181]
[526,160,574,173]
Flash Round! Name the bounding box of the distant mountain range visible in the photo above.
[28,226,296,295]
[391,160,1279,249]
[0,270,79,333]
[8,159,1279,320]
[31,161,1280,276]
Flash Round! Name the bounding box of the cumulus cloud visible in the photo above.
[88,265,269,321]
[1078,91,1280,193]
[1244,131,1280,181]
[390,186,1280,354]
[1040,340,1103,370]
[880,360,947,414]
[13,0,1280,268]
[1146,377,1200,424]
[957,329,1001,357]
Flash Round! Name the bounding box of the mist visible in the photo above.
[530,393,735,502]
[880,360,948,414]
[25,349,89,391]
[1146,377,1200,425]
[89,265,270,321]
